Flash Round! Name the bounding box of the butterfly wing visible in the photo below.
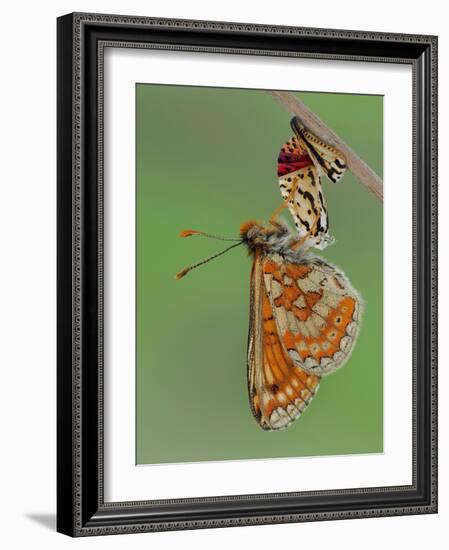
[263,253,362,376]
[248,252,320,430]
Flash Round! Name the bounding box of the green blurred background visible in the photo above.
[136,84,383,464]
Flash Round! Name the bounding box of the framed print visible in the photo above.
[57,12,438,536]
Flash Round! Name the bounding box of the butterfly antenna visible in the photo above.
[179,229,240,242]
[176,241,243,280]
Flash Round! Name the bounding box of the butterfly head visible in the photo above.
[240,220,293,256]
[239,220,264,240]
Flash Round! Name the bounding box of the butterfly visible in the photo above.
[176,118,362,431]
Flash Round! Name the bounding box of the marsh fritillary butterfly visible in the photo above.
[177,117,362,430]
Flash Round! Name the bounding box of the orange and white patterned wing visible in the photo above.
[263,253,362,376]
[248,253,320,430]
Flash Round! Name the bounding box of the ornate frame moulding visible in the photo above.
[57,12,437,537]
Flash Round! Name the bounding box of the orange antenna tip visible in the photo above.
[175,268,190,280]
[179,229,199,238]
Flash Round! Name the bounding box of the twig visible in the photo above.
[270,91,383,202]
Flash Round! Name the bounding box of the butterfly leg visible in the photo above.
[269,185,296,226]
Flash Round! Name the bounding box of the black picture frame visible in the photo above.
[57,12,438,537]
